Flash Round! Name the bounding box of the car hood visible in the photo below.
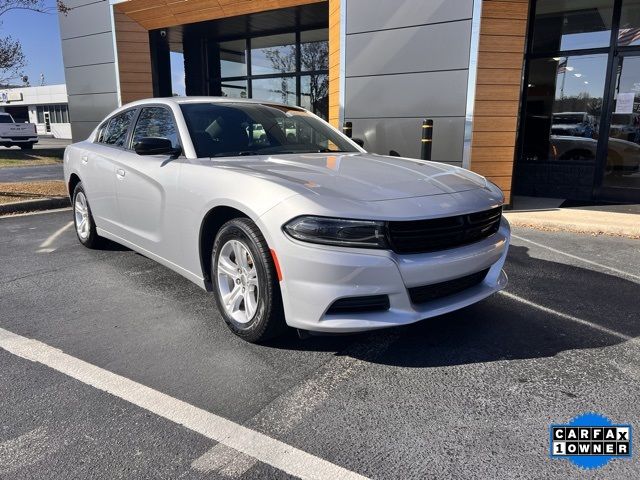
[211,153,489,202]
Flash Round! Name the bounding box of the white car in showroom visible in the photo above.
[64,98,509,342]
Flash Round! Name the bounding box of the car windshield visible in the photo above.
[180,102,358,158]
[0,115,13,123]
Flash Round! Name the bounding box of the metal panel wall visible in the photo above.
[58,0,119,142]
[344,0,474,165]
[346,0,473,34]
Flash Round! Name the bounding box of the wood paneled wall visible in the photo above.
[328,0,340,127]
[113,0,329,105]
[469,0,529,204]
[114,12,153,105]
[114,0,325,31]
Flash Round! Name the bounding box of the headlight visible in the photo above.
[283,216,388,248]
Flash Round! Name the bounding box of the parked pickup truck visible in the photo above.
[0,112,38,150]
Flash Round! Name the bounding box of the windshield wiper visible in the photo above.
[211,151,259,157]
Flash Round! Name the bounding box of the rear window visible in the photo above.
[0,115,13,124]
[101,110,136,147]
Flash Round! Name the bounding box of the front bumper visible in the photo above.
[0,137,38,144]
[263,215,510,333]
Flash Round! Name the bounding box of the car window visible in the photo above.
[0,115,13,124]
[102,110,136,147]
[95,122,107,143]
[131,107,179,149]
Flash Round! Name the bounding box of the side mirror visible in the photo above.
[353,138,365,147]
[133,137,181,156]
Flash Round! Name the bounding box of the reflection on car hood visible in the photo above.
[211,152,488,202]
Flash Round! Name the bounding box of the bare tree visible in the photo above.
[0,1,68,84]
[300,41,328,117]
[264,40,329,115]
[264,46,296,104]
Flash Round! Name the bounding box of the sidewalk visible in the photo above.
[505,196,640,238]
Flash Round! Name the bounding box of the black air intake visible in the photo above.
[408,268,490,304]
[326,295,390,315]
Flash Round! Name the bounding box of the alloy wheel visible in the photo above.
[74,191,91,241]
[216,239,260,324]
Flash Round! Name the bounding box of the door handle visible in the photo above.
[81,155,88,164]
[116,168,126,178]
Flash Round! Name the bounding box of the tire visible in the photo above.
[72,182,101,248]
[20,143,34,150]
[211,217,285,343]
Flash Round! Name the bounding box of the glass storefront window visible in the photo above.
[603,55,640,190]
[252,77,296,105]
[619,0,640,46]
[532,0,614,52]
[522,54,608,163]
[300,74,328,119]
[170,51,186,96]
[300,29,328,71]
[251,33,296,76]
[221,80,248,99]
[220,39,247,78]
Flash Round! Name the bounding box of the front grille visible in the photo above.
[387,206,502,254]
[408,268,490,305]
[326,295,390,315]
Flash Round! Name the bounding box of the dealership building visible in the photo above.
[58,0,640,203]
[0,84,72,139]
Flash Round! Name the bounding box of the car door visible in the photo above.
[113,105,182,257]
[80,110,136,233]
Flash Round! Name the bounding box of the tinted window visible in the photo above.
[131,107,179,149]
[181,102,357,158]
[251,33,296,75]
[0,115,12,124]
[102,110,136,147]
[532,0,614,52]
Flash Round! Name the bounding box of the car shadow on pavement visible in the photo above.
[98,238,131,251]
[268,245,640,368]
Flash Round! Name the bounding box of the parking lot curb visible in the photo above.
[0,197,70,215]
[504,212,640,239]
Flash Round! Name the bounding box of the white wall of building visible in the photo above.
[0,84,72,139]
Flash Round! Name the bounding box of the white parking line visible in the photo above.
[37,221,73,253]
[192,330,401,477]
[0,327,368,480]
[499,291,635,343]
[511,233,640,282]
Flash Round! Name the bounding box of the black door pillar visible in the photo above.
[149,29,172,97]
[184,34,207,96]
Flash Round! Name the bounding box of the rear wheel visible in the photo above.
[211,218,285,343]
[20,143,34,150]
[72,182,101,248]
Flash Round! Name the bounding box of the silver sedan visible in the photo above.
[64,97,510,343]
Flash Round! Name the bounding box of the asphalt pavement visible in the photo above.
[32,137,71,150]
[0,210,639,479]
[0,163,63,182]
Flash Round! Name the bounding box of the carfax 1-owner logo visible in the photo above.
[550,412,633,470]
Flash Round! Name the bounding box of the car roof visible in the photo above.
[121,96,302,110]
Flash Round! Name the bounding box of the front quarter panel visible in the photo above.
[176,159,301,279]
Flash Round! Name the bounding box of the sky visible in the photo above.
[1,0,65,86]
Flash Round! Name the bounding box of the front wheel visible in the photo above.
[211,218,285,343]
[72,182,101,248]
